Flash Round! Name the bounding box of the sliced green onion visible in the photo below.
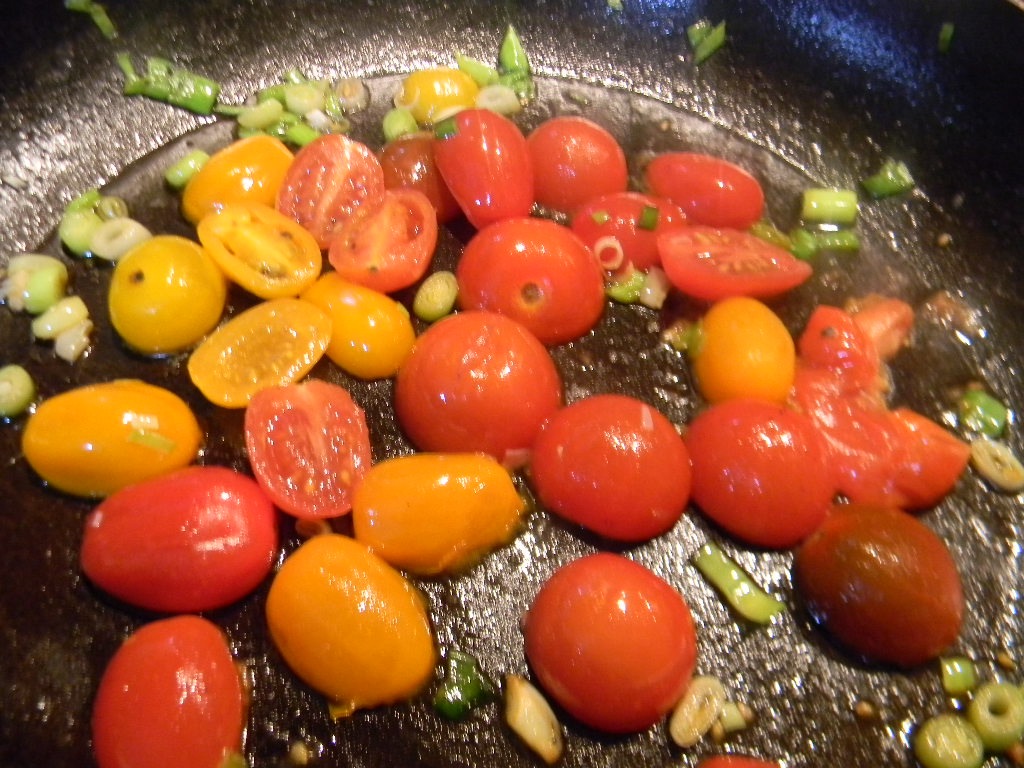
[0,365,36,418]
[499,25,531,75]
[59,209,103,257]
[127,428,178,454]
[692,21,727,64]
[607,0,624,9]
[639,266,670,309]
[32,296,90,340]
[95,195,129,221]
[687,19,713,48]
[497,71,535,101]
[862,160,916,199]
[668,675,726,747]
[939,22,955,54]
[283,122,321,147]
[637,204,660,231]
[117,55,221,115]
[940,656,978,696]
[3,255,68,313]
[457,53,500,87]
[257,83,287,104]
[814,229,861,252]
[88,3,117,39]
[590,209,611,225]
[801,188,859,225]
[64,0,92,10]
[238,99,285,130]
[749,220,792,250]
[54,319,93,362]
[605,268,645,304]
[283,82,324,116]
[164,149,210,190]
[692,542,785,623]
[475,84,522,116]
[382,108,420,143]
[66,188,102,213]
[433,650,497,720]
[434,117,459,141]
[662,320,701,354]
[282,68,307,84]
[89,217,152,262]
[914,714,984,768]
[970,437,1024,493]
[967,681,1024,752]
[959,388,1009,438]
[333,78,369,113]
[23,263,69,315]
[413,271,459,322]
[789,227,818,261]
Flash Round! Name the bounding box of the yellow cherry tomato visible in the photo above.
[266,534,436,716]
[181,135,293,225]
[300,272,415,379]
[108,235,227,355]
[692,296,796,404]
[197,203,322,299]
[396,68,480,125]
[352,452,526,575]
[187,298,331,408]
[21,380,201,498]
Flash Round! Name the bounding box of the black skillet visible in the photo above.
[2,1,1024,766]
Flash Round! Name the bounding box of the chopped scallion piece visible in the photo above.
[590,209,611,225]
[638,204,660,231]
[958,388,1008,438]
[283,82,325,116]
[238,99,285,130]
[940,656,977,696]
[692,21,727,64]
[497,71,535,101]
[282,68,308,84]
[0,365,36,418]
[164,150,210,190]
[95,195,129,221]
[59,209,103,257]
[749,220,792,250]
[257,84,287,104]
[861,159,916,199]
[788,227,818,261]
[88,3,118,39]
[283,122,321,147]
[939,22,955,54]
[814,229,860,252]
[382,108,419,143]
[914,714,984,768]
[433,650,497,720]
[605,268,645,304]
[457,53,500,87]
[413,271,459,322]
[23,264,70,315]
[607,0,624,9]
[499,25,530,75]
[475,84,522,116]
[116,54,221,115]
[801,188,859,225]
[66,188,102,213]
[692,542,785,624]
[966,681,1024,752]
[434,117,459,141]
[662,319,702,355]
[64,0,92,10]
[687,19,713,48]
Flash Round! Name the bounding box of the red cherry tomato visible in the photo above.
[697,758,781,768]
[644,152,764,229]
[889,407,971,509]
[380,132,461,223]
[571,191,688,272]
[526,116,628,214]
[456,218,604,345]
[685,399,833,548]
[658,225,813,302]
[81,466,277,612]
[524,553,697,733]
[276,133,386,249]
[530,394,691,541]
[795,504,964,667]
[394,311,562,464]
[433,108,534,229]
[244,378,372,519]
[91,615,244,768]
[797,305,881,393]
[327,188,438,294]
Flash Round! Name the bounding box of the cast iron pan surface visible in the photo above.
[2,1,1024,767]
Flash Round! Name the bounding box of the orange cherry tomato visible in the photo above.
[352,452,526,575]
[181,135,293,224]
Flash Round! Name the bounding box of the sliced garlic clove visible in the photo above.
[504,674,563,765]
[669,675,727,747]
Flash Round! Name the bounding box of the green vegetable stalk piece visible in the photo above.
[116,54,221,115]
[801,188,859,225]
[413,271,459,322]
[958,389,1009,438]
[862,159,915,199]
[283,122,321,148]
[914,714,984,768]
[749,220,792,250]
[692,21,727,64]
[457,53,500,87]
[692,542,785,624]
[940,656,977,696]
[938,22,955,54]
[605,268,645,304]
[65,0,118,39]
[788,227,818,261]
[499,25,530,75]
[966,681,1024,752]
[382,108,419,143]
[637,205,660,231]
[814,229,860,252]
[433,650,497,720]
[687,19,713,48]
[0,365,36,418]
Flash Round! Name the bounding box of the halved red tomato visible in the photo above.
[327,188,438,294]
[244,378,371,519]
[644,152,765,229]
[797,305,881,393]
[380,132,461,223]
[276,134,386,249]
[658,226,812,302]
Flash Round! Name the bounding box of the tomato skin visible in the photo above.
[266,534,436,715]
[849,295,914,361]
[352,453,526,575]
[394,311,562,464]
[300,272,415,379]
[380,133,461,222]
[456,218,605,345]
[91,615,244,768]
[276,133,386,249]
[685,399,833,548]
[888,408,971,509]
[571,192,688,272]
[181,135,293,225]
[81,466,277,612]
[245,379,371,519]
[644,152,764,229]
[697,758,781,768]
[530,394,691,542]
[526,116,628,214]
[22,380,201,498]
[327,188,438,294]
[797,305,880,393]
[659,225,813,301]
[196,202,322,299]
[524,553,697,733]
[692,296,796,404]
[795,504,964,667]
[433,108,534,229]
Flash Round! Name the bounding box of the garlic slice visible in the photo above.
[504,674,563,765]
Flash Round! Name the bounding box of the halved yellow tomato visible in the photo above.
[300,272,414,379]
[352,452,526,575]
[181,135,293,224]
[21,379,201,497]
[187,298,331,408]
[197,203,322,299]
[266,534,435,716]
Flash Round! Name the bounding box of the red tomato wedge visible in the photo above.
[644,152,765,229]
[327,188,438,294]
[91,616,245,768]
[276,134,386,249]
[433,108,534,229]
[659,225,812,301]
[244,378,371,519]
